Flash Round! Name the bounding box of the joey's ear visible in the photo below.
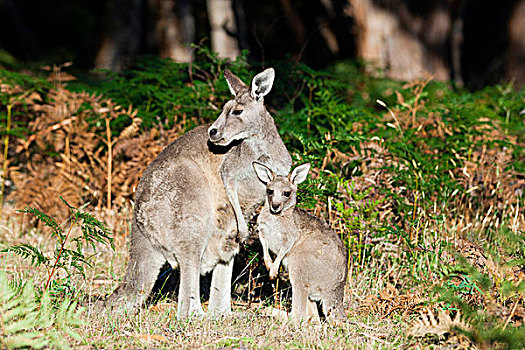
[252,161,274,184]
[290,163,310,185]
[224,69,247,96]
[250,68,275,100]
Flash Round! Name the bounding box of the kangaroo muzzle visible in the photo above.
[208,124,223,143]
[270,202,282,214]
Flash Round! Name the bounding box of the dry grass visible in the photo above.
[80,306,407,349]
[2,196,522,349]
[0,203,418,349]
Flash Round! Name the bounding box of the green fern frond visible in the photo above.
[0,272,84,350]
[1,244,47,266]
[17,206,63,236]
[10,197,114,289]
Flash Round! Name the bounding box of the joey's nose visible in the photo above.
[271,203,280,211]
[209,128,218,137]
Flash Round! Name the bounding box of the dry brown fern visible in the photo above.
[407,309,472,337]
[359,283,426,319]
[5,72,148,223]
[5,67,186,229]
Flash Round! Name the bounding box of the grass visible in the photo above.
[0,221,413,349]
[0,49,524,348]
[2,205,520,348]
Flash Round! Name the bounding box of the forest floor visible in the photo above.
[0,214,423,349]
[0,198,515,349]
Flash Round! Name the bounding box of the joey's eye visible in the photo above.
[283,191,291,197]
[266,189,274,196]
[232,109,243,116]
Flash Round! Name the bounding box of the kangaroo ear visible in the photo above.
[251,68,275,100]
[290,163,310,185]
[252,161,274,184]
[224,69,247,97]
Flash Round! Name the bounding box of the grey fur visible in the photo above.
[106,69,291,318]
[253,162,348,322]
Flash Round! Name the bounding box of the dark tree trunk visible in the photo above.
[449,0,465,86]
[278,0,307,56]
[506,0,525,88]
[233,0,249,51]
[95,0,144,71]
[0,0,40,59]
[350,0,451,81]
[153,0,194,62]
[461,0,515,89]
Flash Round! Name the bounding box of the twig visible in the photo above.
[203,336,241,348]
[231,253,258,286]
[105,117,113,211]
[359,332,390,344]
[248,264,253,306]
[15,117,77,152]
[44,220,77,293]
[376,99,404,138]
[502,298,519,330]
[294,23,322,65]
[348,321,376,331]
[0,104,12,217]
[274,269,280,308]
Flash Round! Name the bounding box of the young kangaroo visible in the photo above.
[253,162,348,322]
[105,69,291,318]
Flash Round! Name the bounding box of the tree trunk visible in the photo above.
[95,0,143,71]
[155,0,194,62]
[206,0,240,60]
[233,0,249,51]
[1,0,40,58]
[449,0,465,86]
[349,0,451,81]
[506,0,525,88]
[278,0,306,55]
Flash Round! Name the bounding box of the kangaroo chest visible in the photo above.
[220,139,289,220]
[258,211,283,254]
[257,209,298,255]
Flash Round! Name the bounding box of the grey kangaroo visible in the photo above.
[253,162,348,322]
[106,68,291,318]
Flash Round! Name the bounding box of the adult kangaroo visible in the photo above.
[106,68,292,318]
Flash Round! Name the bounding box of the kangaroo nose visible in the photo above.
[271,203,280,211]
[209,128,218,137]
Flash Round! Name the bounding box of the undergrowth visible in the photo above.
[0,48,524,348]
[2,197,113,297]
[0,271,84,350]
[0,198,112,348]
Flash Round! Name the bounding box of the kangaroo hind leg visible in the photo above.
[208,258,234,316]
[106,228,166,313]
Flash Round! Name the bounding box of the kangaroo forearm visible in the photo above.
[225,182,247,228]
[273,248,288,269]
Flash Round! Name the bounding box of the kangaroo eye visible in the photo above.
[283,191,291,197]
[232,109,243,116]
[266,189,274,195]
